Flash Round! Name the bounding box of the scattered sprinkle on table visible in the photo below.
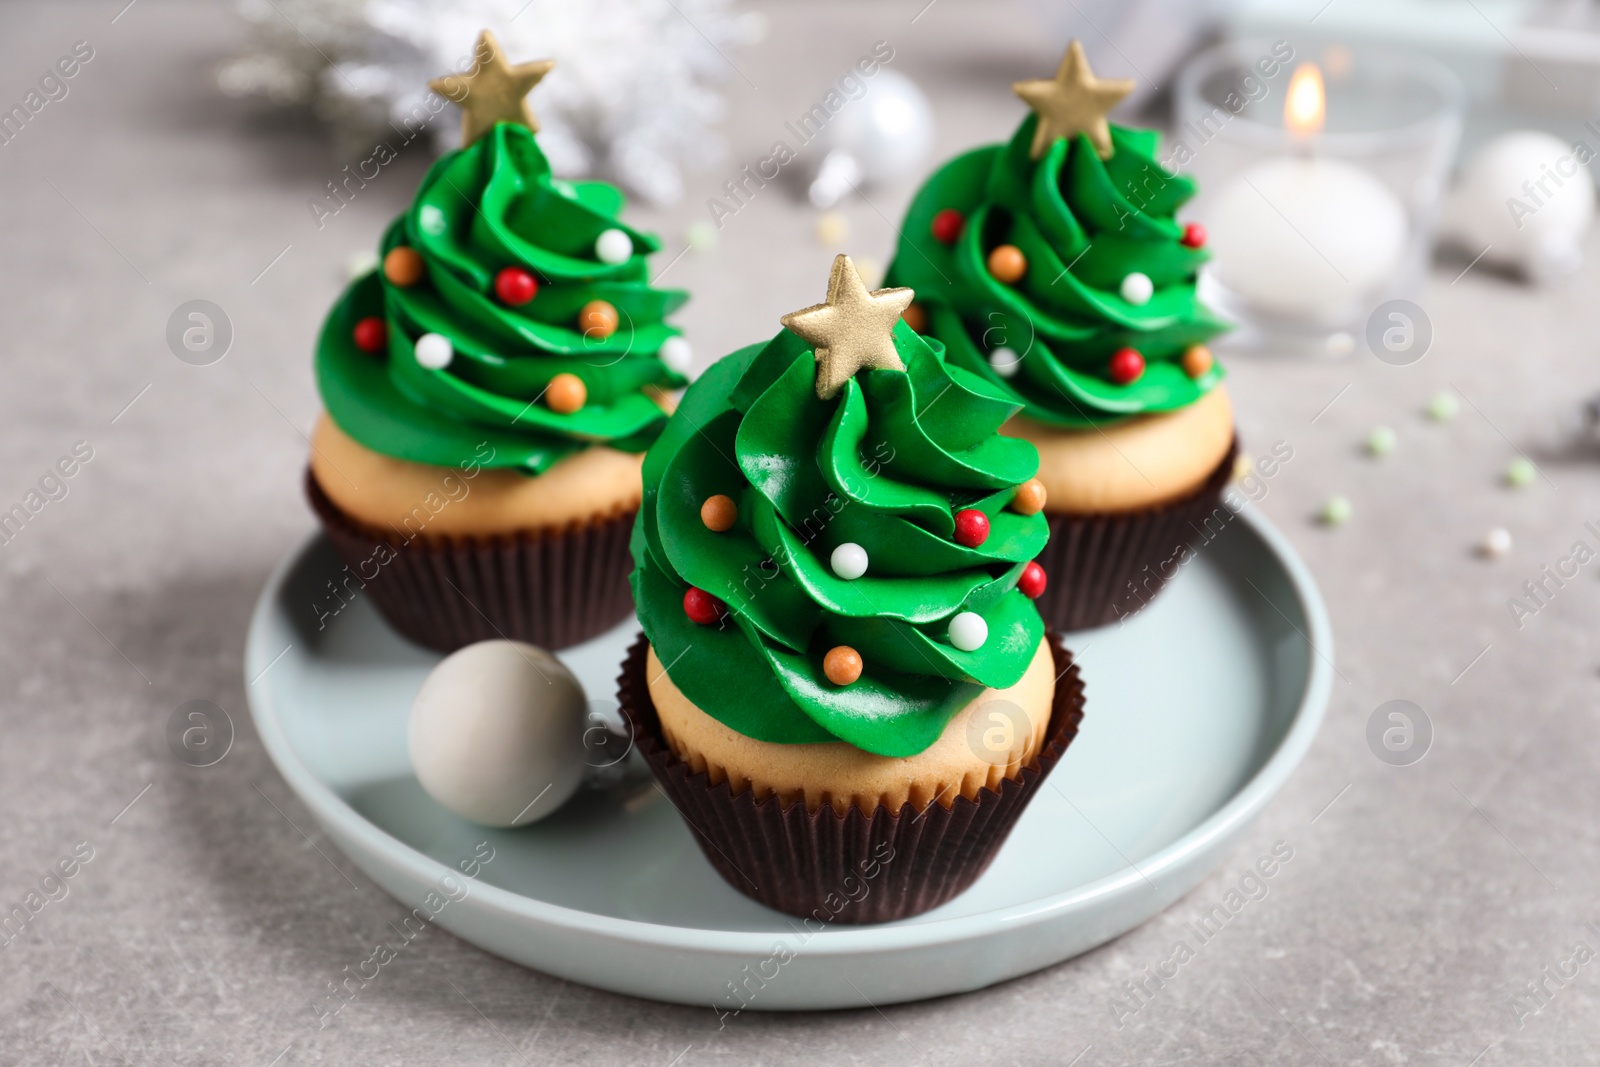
[1483,527,1513,557]
[1320,495,1352,526]
[1427,391,1459,421]
[686,221,718,251]
[1367,425,1396,456]
[816,212,849,245]
[1505,457,1537,487]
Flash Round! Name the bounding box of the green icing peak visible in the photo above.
[316,122,689,473]
[885,115,1228,428]
[632,322,1048,758]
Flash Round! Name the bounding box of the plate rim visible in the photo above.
[245,504,1332,956]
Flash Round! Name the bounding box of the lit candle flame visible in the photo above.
[1284,63,1325,136]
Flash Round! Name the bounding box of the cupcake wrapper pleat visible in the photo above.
[617,632,1086,924]
[305,470,635,652]
[1032,439,1239,632]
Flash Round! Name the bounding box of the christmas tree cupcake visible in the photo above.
[308,32,690,651]
[619,255,1086,923]
[885,42,1236,631]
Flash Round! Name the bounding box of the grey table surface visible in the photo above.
[4,1,1600,1063]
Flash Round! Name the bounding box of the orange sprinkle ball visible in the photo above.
[545,373,587,414]
[901,303,928,334]
[578,300,619,339]
[987,244,1027,284]
[1010,478,1047,516]
[383,246,424,287]
[700,494,738,532]
[1182,344,1214,379]
[823,645,863,686]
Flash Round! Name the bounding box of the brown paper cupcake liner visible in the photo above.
[617,632,1086,924]
[305,470,636,652]
[1032,439,1239,633]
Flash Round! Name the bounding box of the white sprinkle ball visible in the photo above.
[414,333,453,370]
[989,347,1022,379]
[1119,272,1154,305]
[659,336,692,375]
[595,228,633,264]
[948,611,987,651]
[830,542,868,580]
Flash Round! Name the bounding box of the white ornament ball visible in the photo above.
[595,228,633,265]
[414,333,453,370]
[817,70,934,186]
[1444,130,1595,282]
[659,335,692,375]
[1119,272,1154,305]
[830,542,868,580]
[989,347,1022,379]
[806,70,936,207]
[948,611,987,652]
[1483,527,1513,558]
[409,640,588,827]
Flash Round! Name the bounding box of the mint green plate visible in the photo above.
[245,506,1330,1010]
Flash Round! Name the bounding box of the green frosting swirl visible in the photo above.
[631,322,1049,757]
[885,115,1227,428]
[316,123,689,472]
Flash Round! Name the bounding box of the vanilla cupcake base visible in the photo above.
[618,632,1086,923]
[304,413,647,652]
[1001,388,1239,631]
[304,470,637,653]
[1028,437,1239,631]
[647,639,1056,817]
[1002,386,1234,515]
[310,414,642,537]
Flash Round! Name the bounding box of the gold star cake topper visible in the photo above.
[1012,40,1135,160]
[429,30,555,146]
[781,255,915,400]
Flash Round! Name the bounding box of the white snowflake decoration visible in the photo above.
[218,0,761,204]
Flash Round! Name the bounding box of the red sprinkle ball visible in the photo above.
[494,266,539,306]
[930,208,965,245]
[1180,222,1207,249]
[1017,561,1047,599]
[953,509,990,548]
[683,587,727,625]
[1109,347,1146,385]
[352,317,387,353]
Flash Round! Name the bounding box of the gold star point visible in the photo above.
[429,30,555,146]
[1012,40,1135,161]
[780,255,914,400]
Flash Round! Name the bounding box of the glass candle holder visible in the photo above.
[1173,40,1464,356]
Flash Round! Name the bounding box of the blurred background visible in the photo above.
[202,0,1600,348]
